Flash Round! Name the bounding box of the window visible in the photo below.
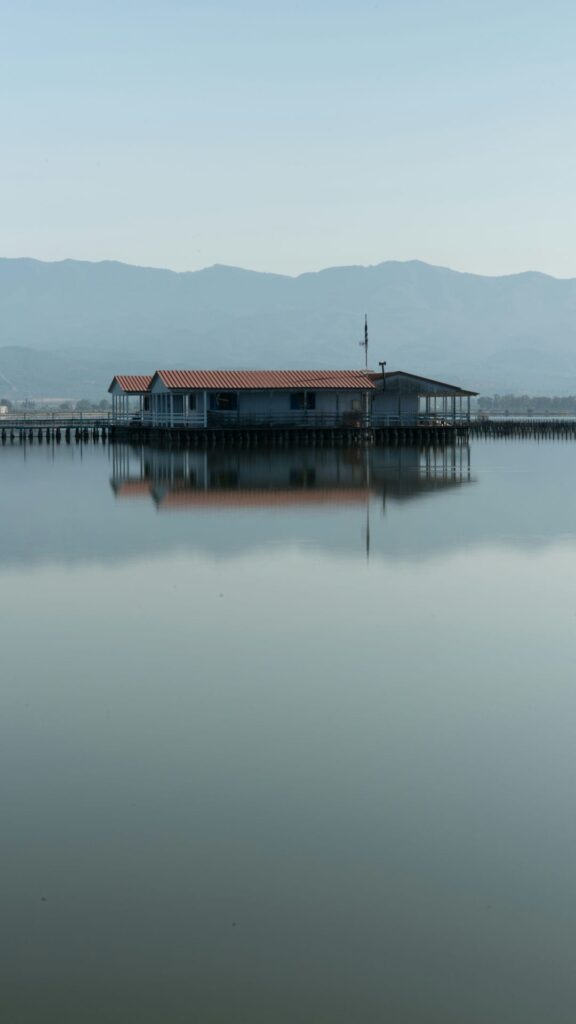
[209,392,238,411]
[188,394,197,411]
[143,396,150,412]
[290,391,316,410]
[210,469,239,488]
[289,467,316,488]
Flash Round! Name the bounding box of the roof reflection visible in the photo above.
[111,444,474,512]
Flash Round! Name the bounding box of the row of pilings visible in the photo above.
[470,419,576,439]
[5,418,576,447]
[107,423,469,448]
[0,424,109,444]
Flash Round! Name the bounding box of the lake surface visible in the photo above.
[1,438,576,1023]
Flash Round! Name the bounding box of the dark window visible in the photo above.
[210,392,238,411]
[188,394,197,411]
[290,391,316,410]
[210,469,239,488]
[289,467,316,487]
[143,396,150,412]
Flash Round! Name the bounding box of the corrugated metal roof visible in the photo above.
[368,371,478,396]
[155,370,375,391]
[110,368,477,395]
[113,374,153,393]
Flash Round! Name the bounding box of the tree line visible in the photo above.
[478,395,576,415]
[0,398,111,412]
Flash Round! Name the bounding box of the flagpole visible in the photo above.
[359,314,369,369]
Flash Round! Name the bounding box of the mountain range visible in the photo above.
[1,256,576,399]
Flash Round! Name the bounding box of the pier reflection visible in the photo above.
[111,443,473,513]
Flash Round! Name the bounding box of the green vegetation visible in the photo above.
[2,397,111,413]
[478,395,576,416]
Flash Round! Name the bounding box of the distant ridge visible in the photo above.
[1,256,576,398]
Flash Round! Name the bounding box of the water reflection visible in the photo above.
[4,440,576,1022]
[0,442,479,567]
[111,444,473,512]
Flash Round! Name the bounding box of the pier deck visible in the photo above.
[3,416,575,447]
[0,417,468,447]
[108,421,469,447]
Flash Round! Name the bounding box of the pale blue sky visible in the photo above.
[1,0,575,276]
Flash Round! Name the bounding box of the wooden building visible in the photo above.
[108,374,152,422]
[109,369,476,428]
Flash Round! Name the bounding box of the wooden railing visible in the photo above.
[111,411,370,428]
[204,412,370,429]
[113,411,205,427]
[110,411,472,429]
[1,410,112,424]
[0,415,111,429]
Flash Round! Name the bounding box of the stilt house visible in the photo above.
[109,369,476,427]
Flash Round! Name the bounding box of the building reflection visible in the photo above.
[111,444,473,512]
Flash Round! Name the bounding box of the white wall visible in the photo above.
[143,386,451,426]
[371,392,419,423]
[234,390,368,420]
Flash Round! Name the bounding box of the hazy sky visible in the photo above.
[2,0,575,277]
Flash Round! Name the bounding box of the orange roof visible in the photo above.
[154,370,375,391]
[110,368,477,395]
[112,374,153,393]
[113,480,153,497]
[156,488,370,509]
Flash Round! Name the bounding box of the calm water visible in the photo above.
[1,439,576,1023]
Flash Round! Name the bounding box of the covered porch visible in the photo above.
[109,375,153,422]
[370,371,476,427]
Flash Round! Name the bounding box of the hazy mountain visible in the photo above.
[1,257,576,398]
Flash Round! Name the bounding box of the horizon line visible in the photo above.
[0,254,572,283]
